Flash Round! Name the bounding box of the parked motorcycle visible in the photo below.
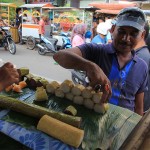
[0,26,16,55]
[60,32,72,49]
[37,35,58,55]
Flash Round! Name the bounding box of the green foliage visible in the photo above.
[56,0,66,7]
[0,0,24,7]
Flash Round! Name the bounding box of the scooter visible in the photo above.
[0,26,16,55]
[59,32,72,49]
[71,70,87,86]
[37,35,58,55]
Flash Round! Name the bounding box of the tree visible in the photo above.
[56,0,66,6]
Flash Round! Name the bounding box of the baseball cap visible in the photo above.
[116,7,146,31]
[97,22,108,35]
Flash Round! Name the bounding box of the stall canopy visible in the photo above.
[89,2,138,14]
[19,3,55,8]
[96,9,120,15]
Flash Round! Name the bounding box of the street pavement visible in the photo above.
[0,44,72,82]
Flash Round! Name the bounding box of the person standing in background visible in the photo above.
[134,21,150,113]
[39,15,47,38]
[91,19,99,39]
[16,9,23,44]
[71,23,87,47]
[91,22,108,44]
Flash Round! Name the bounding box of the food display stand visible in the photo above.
[0,3,16,26]
[0,71,143,150]
[19,3,54,49]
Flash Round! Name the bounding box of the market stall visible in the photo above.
[51,7,94,46]
[0,3,16,26]
[0,69,142,150]
[19,3,54,49]
[89,2,138,18]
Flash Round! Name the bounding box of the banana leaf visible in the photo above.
[0,88,141,150]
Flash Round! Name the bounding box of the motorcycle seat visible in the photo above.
[45,37,58,45]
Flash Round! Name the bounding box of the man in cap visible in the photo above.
[134,21,150,113]
[53,7,148,116]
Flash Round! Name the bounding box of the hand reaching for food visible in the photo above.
[0,62,19,91]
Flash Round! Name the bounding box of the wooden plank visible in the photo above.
[119,109,150,150]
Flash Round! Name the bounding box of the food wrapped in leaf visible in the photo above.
[38,78,49,88]
[35,86,48,101]
[18,67,29,76]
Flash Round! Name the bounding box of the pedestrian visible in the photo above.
[38,14,47,38]
[134,21,150,113]
[53,7,148,116]
[91,19,99,39]
[85,30,92,43]
[16,9,23,44]
[71,23,87,47]
[91,22,108,44]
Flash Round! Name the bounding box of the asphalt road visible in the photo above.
[0,44,72,82]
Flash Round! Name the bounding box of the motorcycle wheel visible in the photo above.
[7,39,16,55]
[38,43,46,55]
[26,36,36,50]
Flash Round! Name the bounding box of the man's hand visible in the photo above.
[0,62,19,91]
[86,62,112,103]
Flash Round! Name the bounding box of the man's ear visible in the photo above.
[141,30,146,39]
[110,25,115,33]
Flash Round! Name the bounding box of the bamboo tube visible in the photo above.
[0,95,82,128]
[65,93,74,101]
[37,115,84,148]
[60,80,74,93]
[73,96,84,105]
[55,88,65,98]
[18,67,29,76]
[94,103,109,114]
[92,92,103,103]
[83,98,94,109]
[71,84,85,96]
[46,81,60,94]
[82,86,93,99]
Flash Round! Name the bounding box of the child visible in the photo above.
[85,30,92,43]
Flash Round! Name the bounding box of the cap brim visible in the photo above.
[116,20,144,31]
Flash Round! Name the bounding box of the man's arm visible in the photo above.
[53,47,112,102]
[135,92,144,116]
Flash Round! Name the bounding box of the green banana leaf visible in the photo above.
[0,88,141,150]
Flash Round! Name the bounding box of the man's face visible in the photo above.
[111,25,145,53]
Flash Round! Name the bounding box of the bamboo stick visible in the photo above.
[0,95,82,128]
